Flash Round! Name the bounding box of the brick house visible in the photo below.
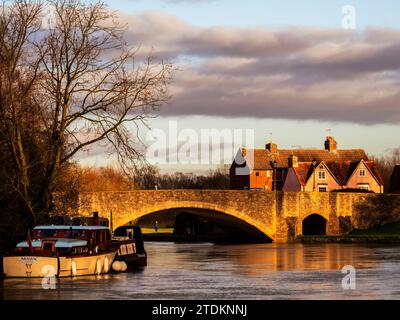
[230,136,384,193]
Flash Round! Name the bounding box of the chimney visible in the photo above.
[266,142,278,153]
[288,154,298,168]
[324,136,337,152]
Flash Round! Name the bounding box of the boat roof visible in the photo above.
[34,225,109,231]
[17,239,88,248]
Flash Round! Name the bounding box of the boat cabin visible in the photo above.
[15,226,113,256]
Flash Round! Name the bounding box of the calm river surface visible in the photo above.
[2,242,400,300]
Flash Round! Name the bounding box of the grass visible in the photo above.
[350,221,400,237]
[296,222,400,243]
[141,227,174,234]
[140,223,400,240]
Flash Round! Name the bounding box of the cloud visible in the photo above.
[119,12,400,124]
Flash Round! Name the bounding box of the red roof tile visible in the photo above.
[292,163,314,185]
[242,148,368,170]
[364,161,384,185]
[290,160,384,186]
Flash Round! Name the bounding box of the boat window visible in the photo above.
[73,230,83,238]
[105,232,111,241]
[37,229,58,238]
[127,229,133,239]
[64,230,84,238]
[127,243,135,254]
[42,242,54,251]
[96,231,101,244]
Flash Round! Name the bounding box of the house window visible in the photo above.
[318,186,328,192]
[255,172,260,177]
[358,184,370,191]
[267,171,271,177]
[318,171,326,180]
[360,169,366,177]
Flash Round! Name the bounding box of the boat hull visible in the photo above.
[3,251,117,278]
[3,256,58,278]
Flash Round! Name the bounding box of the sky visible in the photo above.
[80,0,400,172]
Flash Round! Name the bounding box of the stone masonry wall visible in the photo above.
[77,190,400,243]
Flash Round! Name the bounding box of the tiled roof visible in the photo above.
[292,163,314,185]
[291,160,383,186]
[324,161,357,185]
[364,161,384,185]
[241,148,368,170]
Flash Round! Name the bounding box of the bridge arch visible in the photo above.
[113,201,275,241]
[302,213,327,236]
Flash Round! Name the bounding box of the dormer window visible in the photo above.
[360,169,366,177]
[318,171,326,180]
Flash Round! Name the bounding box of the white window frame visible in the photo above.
[357,183,370,191]
[267,171,271,178]
[318,186,328,192]
[318,171,326,180]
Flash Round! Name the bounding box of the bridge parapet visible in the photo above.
[78,190,400,242]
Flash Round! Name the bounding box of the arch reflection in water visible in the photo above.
[221,244,374,275]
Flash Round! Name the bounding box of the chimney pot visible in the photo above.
[325,136,337,152]
[266,142,278,153]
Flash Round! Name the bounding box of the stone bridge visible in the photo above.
[77,190,400,242]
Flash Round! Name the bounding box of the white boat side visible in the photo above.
[3,251,117,278]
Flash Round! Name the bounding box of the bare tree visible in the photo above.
[372,148,400,192]
[132,165,230,190]
[0,0,44,223]
[36,0,172,213]
[0,0,173,225]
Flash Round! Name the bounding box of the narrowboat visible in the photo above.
[112,226,147,269]
[2,225,118,278]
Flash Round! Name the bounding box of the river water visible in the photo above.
[1,242,400,300]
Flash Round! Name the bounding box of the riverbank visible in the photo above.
[297,235,400,243]
[297,221,400,243]
[141,229,268,243]
[141,228,175,241]
[141,223,400,244]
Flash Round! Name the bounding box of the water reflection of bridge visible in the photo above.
[230,244,369,275]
